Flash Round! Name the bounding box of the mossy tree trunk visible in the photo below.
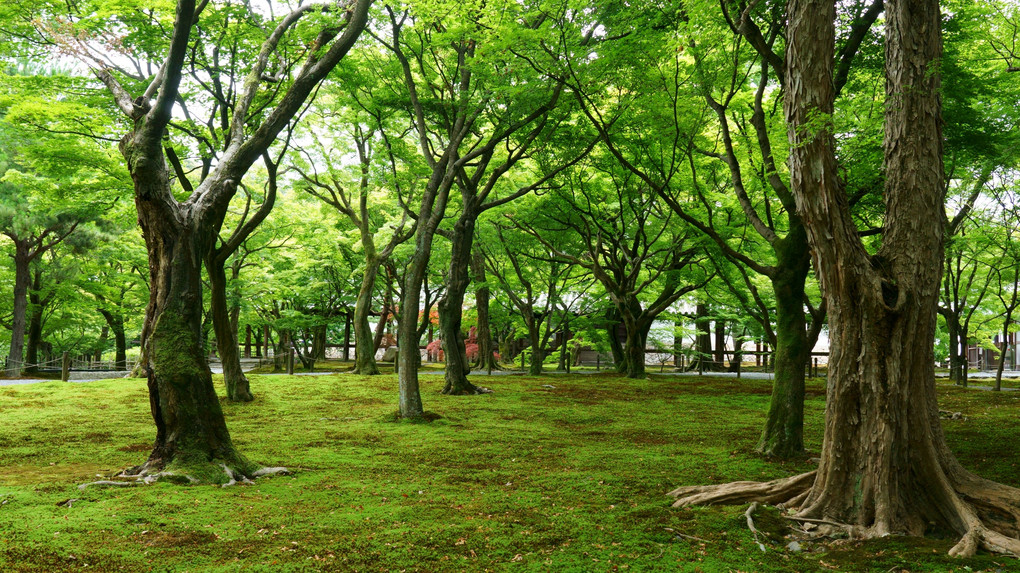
[97,0,371,481]
[128,158,255,479]
[353,254,383,375]
[756,223,811,458]
[24,270,50,374]
[674,0,1020,556]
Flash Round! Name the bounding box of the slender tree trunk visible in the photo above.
[342,311,351,361]
[397,156,455,417]
[207,256,253,402]
[527,319,544,375]
[471,251,498,371]
[695,303,712,372]
[994,281,1017,390]
[757,225,811,458]
[714,320,726,367]
[557,315,570,372]
[439,210,482,395]
[5,248,30,377]
[353,257,382,375]
[244,325,252,359]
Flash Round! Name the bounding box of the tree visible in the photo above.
[296,112,414,376]
[50,0,372,482]
[512,162,711,379]
[670,0,1020,556]
[0,75,119,376]
[370,0,582,414]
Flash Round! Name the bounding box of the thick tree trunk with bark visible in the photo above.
[757,224,811,458]
[439,210,484,395]
[25,282,45,374]
[128,163,256,481]
[353,257,382,375]
[671,0,1020,556]
[622,320,652,380]
[208,259,253,402]
[5,248,30,377]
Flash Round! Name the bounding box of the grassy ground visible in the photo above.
[1,371,1018,572]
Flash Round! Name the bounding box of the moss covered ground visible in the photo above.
[0,370,1017,572]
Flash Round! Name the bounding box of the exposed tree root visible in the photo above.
[440,383,494,395]
[78,461,291,490]
[667,471,815,508]
[667,470,1020,558]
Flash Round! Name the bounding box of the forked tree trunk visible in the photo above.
[353,258,381,375]
[208,260,253,402]
[439,210,483,395]
[670,0,1020,556]
[121,135,256,481]
[622,321,652,380]
[757,224,811,458]
[131,194,255,480]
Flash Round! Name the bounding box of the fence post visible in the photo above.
[61,352,71,382]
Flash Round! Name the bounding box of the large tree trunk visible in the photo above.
[353,257,382,375]
[604,308,626,373]
[622,319,652,380]
[756,224,811,458]
[439,210,484,395]
[5,247,30,377]
[672,0,1020,556]
[24,276,45,374]
[207,258,253,402]
[123,142,256,483]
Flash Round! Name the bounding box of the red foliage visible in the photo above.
[426,339,444,361]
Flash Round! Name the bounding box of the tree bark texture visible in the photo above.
[439,207,484,394]
[124,138,256,481]
[98,309,128,371]
[24,276,45,373]
[756,223,811,458]
[397,168,453,418]
[5,247,30,377]
[671,0,1020,556]
[353,256,382,375]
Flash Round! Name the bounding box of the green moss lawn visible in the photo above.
[1,370,1018,571]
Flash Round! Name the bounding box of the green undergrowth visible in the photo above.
[0,373,1017,571]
